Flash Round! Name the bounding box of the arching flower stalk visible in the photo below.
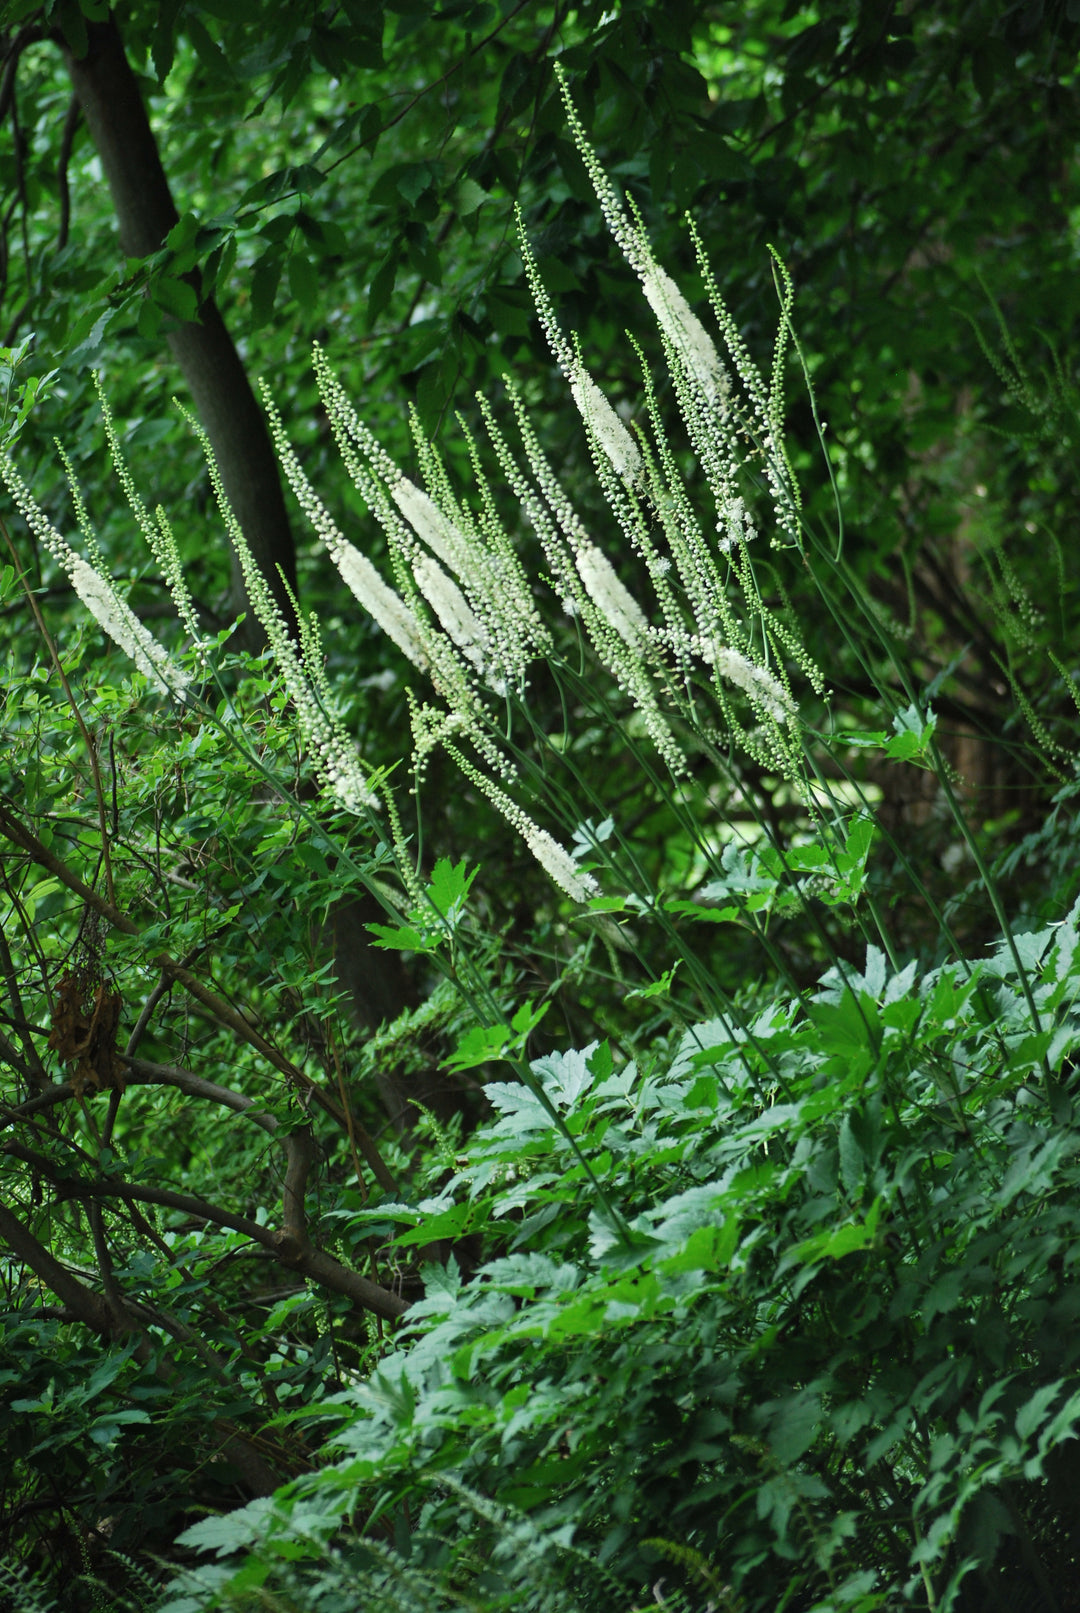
[260,383,429,672]
[0,452,191,702]
[518,216,642,488]
[445,741,599,904]
[179,403,379,816]
[94,379,203,646]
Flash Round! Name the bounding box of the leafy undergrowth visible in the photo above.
[162,914,1080,1612]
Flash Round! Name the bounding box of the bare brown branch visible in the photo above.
[0,1194,115,1334]
[2,1139,408,1320]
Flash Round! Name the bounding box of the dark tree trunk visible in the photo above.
[61,13,446,1104]
[63,12,297,642]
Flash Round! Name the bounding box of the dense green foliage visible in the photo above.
[164,922,1080,1611]
[4,3,1080,1611]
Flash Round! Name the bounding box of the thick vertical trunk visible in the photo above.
[62,14,429,1085]
[63,12,297,641]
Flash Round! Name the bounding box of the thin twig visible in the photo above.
[0,795,403,1185]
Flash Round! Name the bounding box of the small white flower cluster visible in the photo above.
[334,542,429,670]
[405,414,553,692]
[94,381,203,647]
[295,214,708,803]
[640,265,730,407]
[716,495,757,556]
[707,643,796,726]
[391,476,474,583]
[548,61,825,771]
[690,222,804,549]
[69,557,192,696]
[446,742,599,903]
[551,68,649,280]
[494,383,687,776]
[575,543,647,646]
[411,552,490,671]
[552,70,732,417]
[524,823,599,904]
[569,371,642,484]
[0,453,191,702]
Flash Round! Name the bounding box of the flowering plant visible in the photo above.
[4,72,1079,1613]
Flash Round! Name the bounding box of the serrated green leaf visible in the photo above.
[627,961,681,1001]
[887,703,937,762]
[427,856,478,920]
[443,1023,512,1073]
[366,923,437,953]
[153,276,199,322]
[251,250,283,327]
[177,1498,276,1556]
[587,1040,613,1081]
[166,212,200,254]
[511,998,549,1039]
[366,253,397,328]
[884,730,921,762]
[844,813,876,864]
[287,252,318,309]
[531,1043,595,1108]
[291,842,329,877]
[451,177,488,215]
